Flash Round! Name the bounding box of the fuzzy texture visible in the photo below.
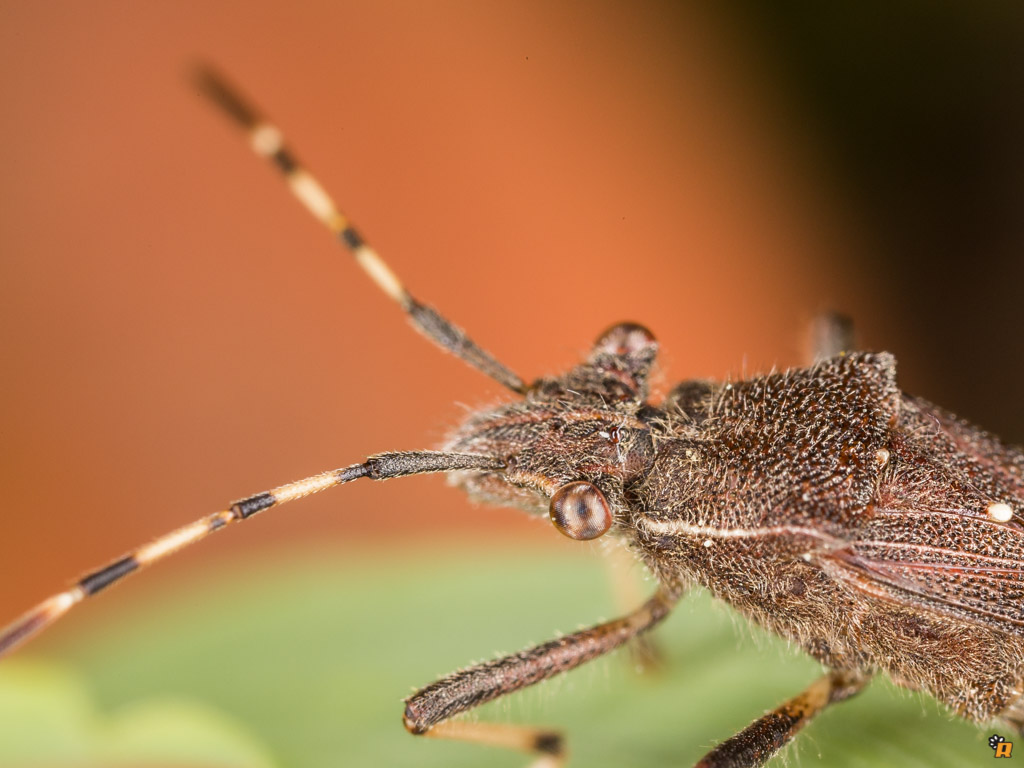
[446,336,1024,731]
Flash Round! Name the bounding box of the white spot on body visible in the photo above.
[874,448,890,468]
[702,539,713,548]
[987,502,1014,523]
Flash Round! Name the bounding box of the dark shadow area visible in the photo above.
[722,1,1024,440]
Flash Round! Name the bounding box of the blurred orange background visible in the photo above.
[1,1,1022,641]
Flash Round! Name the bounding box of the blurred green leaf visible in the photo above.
[6,548,995,766]
[0,661,275,766]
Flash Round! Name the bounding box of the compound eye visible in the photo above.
[549,481,613,540]
[593,322,656,358]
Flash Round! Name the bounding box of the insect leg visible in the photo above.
[403,585,681,765]
[694,669,868,768]
[604,540,663,673]
[0,450,503,657]
[193,67,526,393]
[809,311,855,363]
[422,722,566,768]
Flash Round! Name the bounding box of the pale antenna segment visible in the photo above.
[0,452,503,657]
[194,67,526,393]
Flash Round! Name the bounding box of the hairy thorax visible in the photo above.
[631,355,1024,722]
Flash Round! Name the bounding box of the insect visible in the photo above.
[3,69,1024,768]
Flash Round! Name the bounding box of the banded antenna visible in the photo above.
[0,452,505,656]
[0,68,523,657]
[194,67,527,394]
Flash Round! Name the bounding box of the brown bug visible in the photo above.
[3,69,1023,768]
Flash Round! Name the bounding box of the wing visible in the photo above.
[825,509,1024,630]
[819,396,1024,634]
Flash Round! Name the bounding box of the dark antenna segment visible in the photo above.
[194,67,527,394]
